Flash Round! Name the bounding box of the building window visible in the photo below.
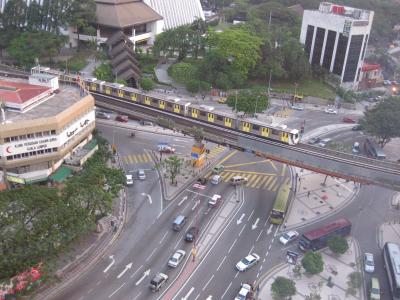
[333,34,348,77]
[343,35,364,82]
[7,156,13,160]
[4,137,10,143]
[51,130,56,135]
[322,30,337,70]
[36,132,43,137]
[10,136,18,141]
[311,27,325,65]
[43,131,50,136]
[27,133,34,139]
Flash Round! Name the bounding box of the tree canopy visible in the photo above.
[271,276,297,299]
[359,97,400,148]
[301,251,324,275]
[327,235,349,255]
[226,89,268,114]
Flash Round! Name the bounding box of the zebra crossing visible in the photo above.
[206,170,291,191]
[121,153,152,164]
[207,146,228,158]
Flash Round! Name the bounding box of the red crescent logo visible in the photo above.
[6,146,12,154]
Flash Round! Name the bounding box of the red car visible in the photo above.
[115,114,129,122]
[343,116,357,123]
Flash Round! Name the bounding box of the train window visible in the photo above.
[271,129,280,135]
[216,115,223,121]
[152,98,158,103]
[253,125,260,131]
[200,111,206,117]
[167,103,172,108]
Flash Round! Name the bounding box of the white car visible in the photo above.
[279,231,299,245]
[318,138,332,147]
[234,283,253,300]
[125,174,133,186]
[168,250,186,268]
[291,104,304,111]
[364,252,375,273]
[208,194,221,207]
[325,107,337,114]
[235,253,260,272]
[138,169,146,180]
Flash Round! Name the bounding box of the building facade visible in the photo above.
[300,2,374,89]
[0,76,95,185]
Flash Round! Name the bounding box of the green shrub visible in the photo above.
[140,77,155,91]
[327,235,349,255]
[301,251,324,275]
[169,62,198,84]
[271,276,296,299]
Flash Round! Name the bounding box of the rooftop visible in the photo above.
[314,2,372,21]
[0,76,86,123]
[95,0,162,28]
[0,80,51,104]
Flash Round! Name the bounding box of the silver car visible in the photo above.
[138,169,146,180]
[168,250,186,268]
[364,252,375,273]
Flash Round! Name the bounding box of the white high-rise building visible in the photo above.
[300,2,374,89]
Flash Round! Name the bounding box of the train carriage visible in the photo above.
[86,78,105,92]
[191,105,218,124]
[122,86,141,103]
[101,82,125,96]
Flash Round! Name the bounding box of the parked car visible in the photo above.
[234,283,255,300]
[125,174,133,186]
[208,194,222,207]
[115,114,129,122]
[352,142,360,154]
[318,138,332,147]
[212,165,224,175]
[291,104,304,111]
[157,145,176,154]
[197,177,208,185]
[167,250,186,268]
[343,116,357,123]
[324,107,337,114]
[279,231,299,245]
[307,137,321,145]
[185,226,199,242]
[149,272,168,292]
[235,253,260,271]
[137,169,146,180]
[364,253,375,273]
[96,112,111,120]
[230,176,248,186]
[140,120,153,126]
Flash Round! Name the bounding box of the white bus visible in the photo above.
[383,242,400,299]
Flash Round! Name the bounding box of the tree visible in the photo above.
[94,63,114,82]
[162,156,184,184]
[226,89,268,115]
[140,77,155,91]
[327,235,349,255]
[301,251,324,275]
[189,126,205,144]
[359,97,400,148]
[271,276,296,299]
[169,62,198,84]
[68,0,96,50]
[1,0,27,29]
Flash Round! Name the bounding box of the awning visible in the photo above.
[50,166,72,183]
[25,177,48,184]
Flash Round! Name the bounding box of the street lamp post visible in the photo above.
[234,90,238,114]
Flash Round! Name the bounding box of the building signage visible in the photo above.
[0,110,95,157]
[353,20,369,27]
[343,20,352,37]
[6,174,26,184]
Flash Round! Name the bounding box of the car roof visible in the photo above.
[126,174,133,178]
[371,277,380,288]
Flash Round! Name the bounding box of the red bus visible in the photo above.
[299,218,352,251]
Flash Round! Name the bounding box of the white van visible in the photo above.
[352,142,360,153]
[211,175,222,185]
[230,176,248,186]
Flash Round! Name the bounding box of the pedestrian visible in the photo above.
[284,222,287,230]
[307,191,310,198]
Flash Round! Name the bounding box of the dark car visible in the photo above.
[343,116,357,123]
[115,114,129,122]
[197,177,208,185]
[307,137,321,145]
[96,112,111,120]
[185,226,199,242]
[352,124,362,131]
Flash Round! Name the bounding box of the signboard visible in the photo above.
[286,250,299,265]
[0,110,95,157]
[6,174,26,184]
[343,20,352,37]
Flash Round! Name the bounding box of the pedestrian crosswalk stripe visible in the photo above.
[271,180,280,192]
[249,176,262,188]
[224,173,236,182]
[205,171,212,178]
[256,176,270,189]
[245,174,256,187]
[267,177,277,190]
[263,176,274,189]
[122,153,152,164]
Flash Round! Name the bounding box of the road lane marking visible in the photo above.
[267,224,274,235]
[248,245,254,255]
[268,244,272,250]
[217,256,226,271]
[223,160,270,168]
[203,275,214,291]
[256,229,264,242]
[130,265,143,278]
[239,224,246,236]
[174,236,183,250]
[108,282,126,298]
[103,255,115,273]
[247,209,254,221]
[266,251,269,257]
[252,218,260,230]
[146,248,157,262]
[160,232,168,244]
[237,213,245,225]
[221,282,232,299]
[135,269,150,286]
[178,196,188,206]
[96,280,101,286]
[234,272,239,279]
[117,263,132,279]
[263,176,273,189]
[182,287,195,300]
[194,293,201,300]
[132,292,142,300]
[228,239,237,253]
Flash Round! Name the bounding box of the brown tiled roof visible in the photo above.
[0,80,51,104]
[95,0,162,28]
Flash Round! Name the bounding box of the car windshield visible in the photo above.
[242,257,252,265]
[371,288,380,294]
[282,233,291,240]
[366,259,374,266]
[170,257,178,262]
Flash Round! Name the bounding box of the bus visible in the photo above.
[270,183,291,224]
[364,138,386,159]
[298,218,352,251]
[383,242,400,299]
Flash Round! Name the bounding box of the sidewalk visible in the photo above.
[379,192,400,248]
[258,240,362,300]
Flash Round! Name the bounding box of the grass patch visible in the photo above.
[271,80,336,100]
